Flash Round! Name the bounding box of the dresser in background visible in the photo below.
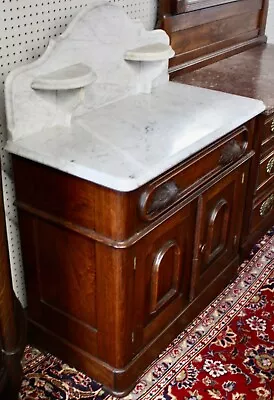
[174,44,274,256]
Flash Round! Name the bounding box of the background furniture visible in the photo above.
[0,166,26,399]
[158,0,269,75]
[175,45,274,256]
[157,0,274,257]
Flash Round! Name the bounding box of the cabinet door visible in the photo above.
[191,164,248,298]
[133,200,196,349]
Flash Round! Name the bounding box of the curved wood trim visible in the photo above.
[150,240,181,314]
[205,198,229,264]
[139,181,180,221]
[219,140,248,166]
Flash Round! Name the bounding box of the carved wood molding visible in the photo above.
[150,240,181,314]
[139,181,180,221]
[219,140,247,166]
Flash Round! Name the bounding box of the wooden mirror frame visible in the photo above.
[159,0,242,15]
[157,0,269,76]
[158,0,269,18]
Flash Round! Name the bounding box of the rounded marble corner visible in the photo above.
[31,63,96,90]
[124,43,175,62]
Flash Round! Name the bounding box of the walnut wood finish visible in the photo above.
[0,167,26,399]
[12,119,255,395]
[158,0,268,74]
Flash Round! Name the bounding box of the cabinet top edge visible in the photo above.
[6,82,264,192]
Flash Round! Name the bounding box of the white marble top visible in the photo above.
[6,82,265,192]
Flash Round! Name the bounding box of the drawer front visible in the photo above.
[140,124,252,222]
[260,114,274,157]
[250,190,274,234]
[256,150,274,194]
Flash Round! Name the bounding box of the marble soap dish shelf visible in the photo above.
[31,63,96,90]
[5,0,176,142]
[30,42,174,93]
[124,43,174,62]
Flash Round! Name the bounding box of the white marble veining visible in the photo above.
[5,0,172,141]
[6,82,265,192]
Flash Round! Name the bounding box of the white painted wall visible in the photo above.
[266,0,274,43]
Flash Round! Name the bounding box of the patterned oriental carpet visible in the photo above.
[20,230,274,400]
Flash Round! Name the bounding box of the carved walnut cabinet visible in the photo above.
[11,118,255,395]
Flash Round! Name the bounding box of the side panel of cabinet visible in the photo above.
[18,211,98,356]
[191,163,248,298]
[132,200,197,350]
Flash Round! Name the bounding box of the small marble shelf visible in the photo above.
[31,63,96,90]
[124,43,175,62]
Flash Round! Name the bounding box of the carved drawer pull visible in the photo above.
[139,181,180,217]
[219,140,247,166]
[271,119,274,133]
[260,194,274,217]
[266,157,274,175]
[147,181,179,214]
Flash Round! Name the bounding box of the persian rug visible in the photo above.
[20,229,274,400]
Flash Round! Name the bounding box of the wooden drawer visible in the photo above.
[260,114,274,157]
[140,124,253,222]
[256,150,274,194]
[250,189,274,234]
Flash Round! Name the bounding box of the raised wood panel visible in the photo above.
[191,163,248,298]
[176,0,248,13]
[133,201,196,349]
[150,240,182,314]
[170,12,259,55]
[159,0,267,72]
[164,0,262,33]
[205,198,229,265]
[169,30,260,71]
[18,211,98,356]
[36,219,97,328]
